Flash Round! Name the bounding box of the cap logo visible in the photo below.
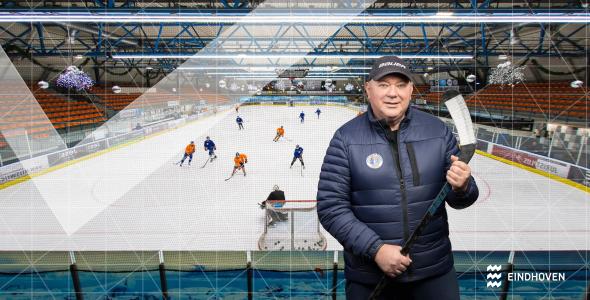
[378,61,406,69]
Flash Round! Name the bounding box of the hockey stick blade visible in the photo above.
[224,171,237,181]
[369,90,476,300]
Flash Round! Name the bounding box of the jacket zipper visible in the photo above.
[394,129,413,279]
[380,121,413,279]
[393,130,409,244]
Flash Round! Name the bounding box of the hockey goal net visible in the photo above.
[258,200,327,251]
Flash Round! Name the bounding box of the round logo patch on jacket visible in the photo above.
[366,153,383,169]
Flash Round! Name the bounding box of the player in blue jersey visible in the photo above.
[299,111,305,123]
[290,145,305,169]
[204,136,217,162]
[236,116,244,130]
[315,108,321,118]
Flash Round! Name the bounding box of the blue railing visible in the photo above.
[0,251,587,299]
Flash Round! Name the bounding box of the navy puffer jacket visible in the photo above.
[317,106,479,284]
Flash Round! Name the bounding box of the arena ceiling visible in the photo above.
[0,0,588,84]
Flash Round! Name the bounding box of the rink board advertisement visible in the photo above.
[490,144,571,178]
[143,122,169,135]
[0,155,49,184]
[47,140,108,167]
[491,144,539,168]
[108,131,144,147]
[534,157,570,178]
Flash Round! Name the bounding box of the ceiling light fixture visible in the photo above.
[1,13,587,24]
[113,54,473,60]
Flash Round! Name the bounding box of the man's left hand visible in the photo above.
[447,155,471,192]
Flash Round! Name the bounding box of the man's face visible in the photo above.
[365,74,413,121]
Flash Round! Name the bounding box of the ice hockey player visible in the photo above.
[179,141,195,167]
[235,105,240,113]
[299,111,305,123]
[259,185,288,226]
[204,136,217,161]
[290,145,305,169]
[315,108,321,118]
[273,126,285,142]
[236,116,244,130]
[231,152,248,176]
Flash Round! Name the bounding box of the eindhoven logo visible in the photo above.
[486,265,565,288]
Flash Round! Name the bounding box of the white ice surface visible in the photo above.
[0,105,587,252]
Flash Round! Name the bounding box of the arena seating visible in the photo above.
[0,87,106,136]
[90,85,231,111]
[415,82,588,120]
[0,87,107,149]
[467,82,588,119]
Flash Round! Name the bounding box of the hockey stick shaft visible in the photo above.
[200,159,209,168]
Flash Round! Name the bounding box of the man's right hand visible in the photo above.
[374,244,412,278]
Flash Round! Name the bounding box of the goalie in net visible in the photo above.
[258,186,326,251]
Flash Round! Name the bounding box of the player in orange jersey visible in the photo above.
[225,152,248,180]
[273,126,285,142]
[179,141,195,167]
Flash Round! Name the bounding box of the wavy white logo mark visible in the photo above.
[487,265,502,272]
[486,265,502,288]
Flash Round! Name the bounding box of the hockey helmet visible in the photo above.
[273,185,279,191]
[236,152,240,156]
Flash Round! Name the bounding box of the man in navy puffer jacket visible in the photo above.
[317,56,479,299]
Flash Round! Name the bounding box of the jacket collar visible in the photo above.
[367,103,414,129]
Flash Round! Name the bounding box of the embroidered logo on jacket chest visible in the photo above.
[366,153,383,169]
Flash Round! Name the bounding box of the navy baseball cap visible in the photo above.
[368,56,413,82]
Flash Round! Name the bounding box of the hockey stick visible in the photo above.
[173,153,184,165]
[224,174,234,181]
[225,165,244,181]
[300,157,304,177]
[200,158,209,168]
[369,90,477,299]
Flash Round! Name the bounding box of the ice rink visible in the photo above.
[0,105,588,252]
